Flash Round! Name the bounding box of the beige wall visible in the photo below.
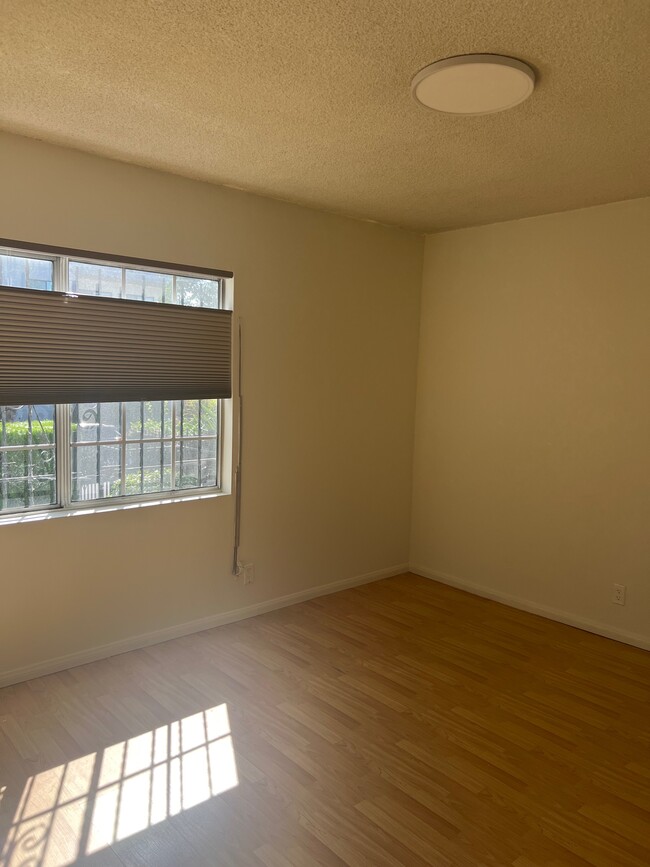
[411,198,650,645]
[2,130,647,679]
[0,132,423,678]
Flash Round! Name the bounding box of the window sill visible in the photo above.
[0,489,225,526]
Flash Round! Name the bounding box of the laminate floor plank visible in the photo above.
[1,574,648,866]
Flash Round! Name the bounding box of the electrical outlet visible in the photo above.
[612,583,626,605]
[243,563,255,585]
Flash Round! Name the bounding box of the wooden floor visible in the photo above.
[1,574,649,867]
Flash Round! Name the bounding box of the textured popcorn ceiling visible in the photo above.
[1,0,648,231]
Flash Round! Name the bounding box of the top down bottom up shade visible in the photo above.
[0,285,232,405]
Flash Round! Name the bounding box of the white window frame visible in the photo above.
[0,243,228,518]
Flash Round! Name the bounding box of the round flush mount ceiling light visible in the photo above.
[411,54,535,115]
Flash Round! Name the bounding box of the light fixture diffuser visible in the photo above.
[411,54,535,115]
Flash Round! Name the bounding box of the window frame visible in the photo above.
[0,242,229,517]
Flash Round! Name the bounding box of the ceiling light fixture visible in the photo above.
[411,54,535,115]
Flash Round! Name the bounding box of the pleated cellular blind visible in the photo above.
[0,284,232,405]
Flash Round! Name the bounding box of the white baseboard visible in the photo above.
[410,563,650,652]
[0,563,408,689]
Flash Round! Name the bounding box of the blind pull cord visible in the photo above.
[232,318,243,575]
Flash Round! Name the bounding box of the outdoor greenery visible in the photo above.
[0,420,55,446]
[109,469,170,497]
[138,399,218,439]
[1,400,218,509]
[0,425,56,509]
[108,466,201,497]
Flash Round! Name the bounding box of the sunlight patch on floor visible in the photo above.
[0,704,238,867]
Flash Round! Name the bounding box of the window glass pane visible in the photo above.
[0,447,56,510]
[0,405,56,512]
[198,400,219,437]
[0,253,53,291]
[126,401,172,440]
[176,276,220,309]
[71,403,122,443]
[69,400,218,500]
[175,439,198,489]
[175,399,218,438]
[0,405,55,446]
[175,437,217,489]
[125,442,172,495]
[71,444,122,500]
[125,269,173,303]
[199,437,218,487]
[69,261,122,298]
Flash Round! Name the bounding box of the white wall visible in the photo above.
[0,132,423,680]
[411,198,650,647]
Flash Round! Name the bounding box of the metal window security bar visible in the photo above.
[0,403,56,511]
[0,240,233,514]
[67,402,221,502]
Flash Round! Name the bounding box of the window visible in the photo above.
[0,245,227,515]
[0,404,57,511]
